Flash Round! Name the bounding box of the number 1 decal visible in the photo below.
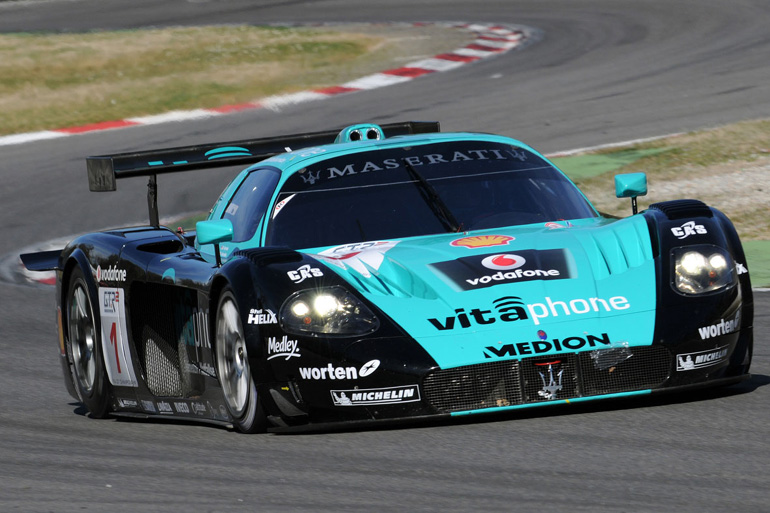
[109,322,121,373]
[99,287,138,387]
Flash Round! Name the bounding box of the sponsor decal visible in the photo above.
[484,332,612,359]
[545,221,573,229]
[298,359,380,380]
[677,345,729,371]
[157,401,173,414]
[535,361,563,400]
[176,306,211,350]
[98,287,139,387]
[431,249,571,290]
[287,264,323,284]
[736,262,748,275]
[320,148,528,182]
[117,398,138,408]
[428,295,630,330]
[671,221,707,239]
[96,265,127,283]
[450,234,513,249]
[266,336,300,360]
[173,402,190,414]
[314,240,399,278]
[698,312,740,340]
[248,308,277,325]
[272,194,295,219]
[141,400,156,413]
[331,385,421,406]
[191,402,208,416]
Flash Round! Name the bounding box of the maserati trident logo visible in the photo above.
[536,361,563,400]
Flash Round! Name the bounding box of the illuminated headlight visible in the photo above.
[280,286,380,336]
[673,245,736,295]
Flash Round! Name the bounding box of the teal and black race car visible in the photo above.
[21,121,753,432]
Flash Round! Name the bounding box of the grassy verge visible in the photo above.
[0,24,471,135]
[552,119,770,286]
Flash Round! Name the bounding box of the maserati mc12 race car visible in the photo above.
[21,121,753,432]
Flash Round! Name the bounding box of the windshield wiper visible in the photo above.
[402,160,462,233]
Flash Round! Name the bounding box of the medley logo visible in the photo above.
[96,265,127,282]
[677,345,729,371]
[430,249,571,291]
[266,336,300,360]
[298,359,380,380]
[428,295,630,330]
[484,332,612,358]
[698,312,740,340]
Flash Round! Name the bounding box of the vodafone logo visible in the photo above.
[481,254,526,271]
[96,265,127,283]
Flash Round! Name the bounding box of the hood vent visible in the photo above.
[649,199,712,220]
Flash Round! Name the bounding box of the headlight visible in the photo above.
[672,245,736,295]
[280,286,380,336]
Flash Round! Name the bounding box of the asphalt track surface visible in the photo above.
[1,1,769,511]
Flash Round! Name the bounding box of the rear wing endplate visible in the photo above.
[86,121,439,227]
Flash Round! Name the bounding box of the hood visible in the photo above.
[308,216,657,368]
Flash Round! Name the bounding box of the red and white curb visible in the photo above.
[0,22,535,148]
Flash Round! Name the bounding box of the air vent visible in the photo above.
[648,199,712,220]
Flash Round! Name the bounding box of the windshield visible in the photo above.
[267,140,597,250]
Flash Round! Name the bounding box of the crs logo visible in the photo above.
[287,264,323,284]
[481,254,526,271]
[671,221,707,239]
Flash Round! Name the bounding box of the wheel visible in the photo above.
[65,266,110,418]
[215,289,267,433]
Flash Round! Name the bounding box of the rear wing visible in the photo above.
[86,121,440,226]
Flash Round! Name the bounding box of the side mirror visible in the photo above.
[614,172,648,215]
[196,219,233,266]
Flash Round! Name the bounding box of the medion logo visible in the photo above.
[484,332,612,358]
[428,295,630,330]
[96,265,127,282]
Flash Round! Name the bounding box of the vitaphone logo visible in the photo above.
[428,295,630,329]
[484,332,611,358]
[430,249,571,291]
[96,265,127,282]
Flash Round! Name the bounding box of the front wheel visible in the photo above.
[65,266,110,418]
[215,289,267,433]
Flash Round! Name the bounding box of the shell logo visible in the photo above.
[450,234,514,249]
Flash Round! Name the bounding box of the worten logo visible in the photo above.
[96,265,127,282]
[428,295,630,330]
[485,332,611,359]
[430,249,571,291]
[299,359,380,380]
[698,311,740,340]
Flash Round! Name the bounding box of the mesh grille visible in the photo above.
[423,360,521,413]
[141,327,182,397]
[579,346,671,395]
[649,199,712,219]
[131,284,185,397]
[423,346,672,413]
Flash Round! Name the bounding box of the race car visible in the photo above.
[21,121,753,433]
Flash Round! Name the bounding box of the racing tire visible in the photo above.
[214,289,267,433]
[65,266,110,418]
